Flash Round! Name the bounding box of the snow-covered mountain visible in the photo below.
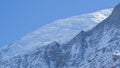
[79,4,120,68]
[0,8,112,60]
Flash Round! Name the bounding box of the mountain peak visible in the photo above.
[93,4,120,27]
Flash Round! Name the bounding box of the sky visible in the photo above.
[0,0,120,47]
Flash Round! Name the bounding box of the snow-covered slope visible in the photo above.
[79,4,120,68]
[0,9,112,60]
[0,4,117,67]
[3,2,120,67]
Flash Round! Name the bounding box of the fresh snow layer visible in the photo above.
[0,8,113,60]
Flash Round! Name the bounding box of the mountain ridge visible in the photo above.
[0,8,112,60]
[1,3,120,67]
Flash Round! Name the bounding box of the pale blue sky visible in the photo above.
[0,0,120,46]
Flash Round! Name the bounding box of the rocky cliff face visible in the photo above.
[1,4,120,68]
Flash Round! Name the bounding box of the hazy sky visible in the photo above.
[0,0,120,46]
